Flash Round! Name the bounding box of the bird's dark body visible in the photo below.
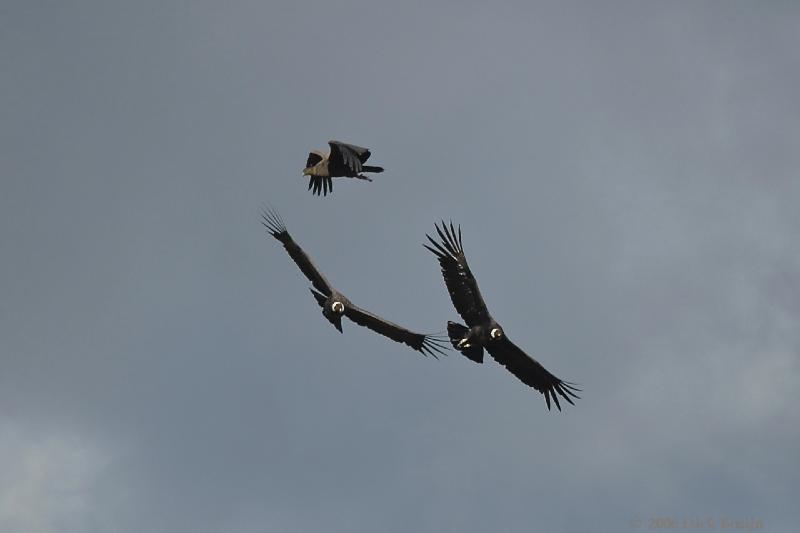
[310,287,348,333]
[426,221,580,410]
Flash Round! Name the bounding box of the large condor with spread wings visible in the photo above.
[302,140,384,196]
[425,222,580,410]
[261,207,446,358]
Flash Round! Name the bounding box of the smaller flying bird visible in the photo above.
[302,140,384,196]
[425,221,580,410]
[261,206,447,358]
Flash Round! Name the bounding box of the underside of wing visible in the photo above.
[328,140,368,175]
[260,206,334,296]
[486,336,580,411]
[305,151,323,168]
[343,302,448,358]
[424,221,490,327]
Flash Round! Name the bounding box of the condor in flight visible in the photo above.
[425,222,580,410]
[261,207,446,357]
[302,140,384,196]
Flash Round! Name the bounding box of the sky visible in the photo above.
[1,1,799,532]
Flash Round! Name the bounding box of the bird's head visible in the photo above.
[320,297,345,333]
[321,303,344,333]
[489,326,504,340]
[302,167,312,176]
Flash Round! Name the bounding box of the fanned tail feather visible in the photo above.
[446,321,483,363]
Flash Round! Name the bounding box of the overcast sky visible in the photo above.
[1,1,799,532]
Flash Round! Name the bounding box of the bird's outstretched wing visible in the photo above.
[260,206,334,296]
[485,336,580,411]
[343,302,449,358]
[424,221,490,327]
[328,140,370,175]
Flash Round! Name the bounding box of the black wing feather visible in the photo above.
[424,221,490,327]
[260,206,334,295]
[343,303,448,358]
[485,336,581,411]
[308,175,333,196]
[305,152,323,168]
[328,140,369,175]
